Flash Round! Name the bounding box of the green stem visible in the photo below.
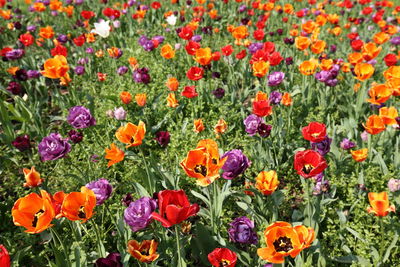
[50,227,71,267]
[175,225,185,267]
[139,147,153,194]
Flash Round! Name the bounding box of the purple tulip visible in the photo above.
[155,131,170,147]
[311,137,332,156]
[6,81,23,95]
[67,130,83,144]
[38,133,71,161]
[67,106,96,129]
[133,68,150,84]
[313,180,330,195]
[221,149,251,180]
[95,252,122,267]
[269,91,282,105]
[5,49,25,60]
[243,115,263,136]
[268,72,285,87]
[258,123,272,138]
[86,178,113,205]
[124,197,157,232]
[212,88,225,99]
[117,66,128,75]
[228,216,258,244]
[340,138,356,150]
[11,135,31,151]
[74,66,85,75]
[390,36,400,45]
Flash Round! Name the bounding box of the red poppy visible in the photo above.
[0,245,10,267]
[181,86,198,98]
[81,10,95,20]
[179,26,193,40]
[268,51,283,66]
[221,45,234,56]
[51,45,67,57]
[186,67,204,81]
[253,29,265,40]
[294,150,328,178]
[73,35,85,47]
[208,248,237,267]
[151,190,199,228]
[253,100,272,117]
[384,54,397,67]
[301,122,327,143]
[185,41,200,56]
[19,33,34,47]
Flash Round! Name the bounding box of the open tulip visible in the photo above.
[363,115,385,135]
[294,150,327,178]
[41,55,69,79]
[208,248,237,267]
[301,122,327,143]
[255,170,279,195]
[367,192,395,217]
[0,245,10,267]
[61,187,96,222]
[115,121,146,148]
[127,240,159,263]
[350,148,368,162]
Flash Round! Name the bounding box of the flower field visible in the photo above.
[1,0,400,266]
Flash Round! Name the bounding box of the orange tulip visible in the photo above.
[366,83,393,105]
[194,119,205,133]
[52,191,66,218]
[166,77,179,91]
[386,78,400,97]
[255,170,279,195]
[379,107,398,125]
[214,119,227,135]
[166,92,179,107]
[252,61,270,77]
[12,190,55,234]
[301,20,316,34]
[160,44,175,59]
[367,192,395,217]
[135,93,147,107]
[232,25,248,39]
[105,143,125,167]
[281,92,293,106]
[22,166,43,187]
[354,63,374,81]
[363,115,385,135]
[320,59,333,71]
[373,32,390,45]
[61,187,96,222]
[39,26,54,39]
[310,40,326,54]
[383,66,400,80]
[180,139,226,186]
[33,2,46,11]
[194,47,212,66]
[127,240,159,263]
[294,225,315,250]
[299,60,317,75]
[347,52,363,65]
[120,91,132,104]
[115,121,146,148]
[362,42,381,61]
[295,36,311,51]
[350,148,368,162]
[257,222,303,264]
[41,55,69,79]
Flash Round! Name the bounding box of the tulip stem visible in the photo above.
[175,225,185,267]
[139,147,153,194]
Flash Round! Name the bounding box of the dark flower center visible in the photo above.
[141,248,150,256]
[219,259,230,267]
[194,164,207,177]
[130,137,135,144]
[78,206,86,219]
[273,236,293,252]
[302,164,314,174]
[32,209,44,227]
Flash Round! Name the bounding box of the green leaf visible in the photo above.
[383,233,398,262]
[346,227,366,243]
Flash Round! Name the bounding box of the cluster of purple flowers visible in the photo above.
[243,114,272,138]
[138,35,165,51]
[133,67,150,84]
[315,64,340,87]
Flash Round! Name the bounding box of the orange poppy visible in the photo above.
[61,187,96,222]
[194,119,205,133]
[166,93,179,107]
[12,190,55,234]
[39,26,54,39]
[41,55,69,79]
[115,121,146,148]
[120,91,132,104]
[367,192,395,217]
[252,61,270,77]
[295,36,311,51]
[299,60,317,76]
[23,166,43,187]
[379,107,398,125]
[281,92,293,106]
[180,139,226,186]
[105,143,125,167]
[257,222,303,264]
[362,42,381,61]
[194,47,212,66]
[354,63,374,81]
[166,77,179,91]
[363,115,385,135]
[160,44,175,59]
[255,170,279,195]
[135,93,147,107]
[127,240,159,263]
[350,148,368,162]
[366,83,393,105]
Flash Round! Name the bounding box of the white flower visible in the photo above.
[91,20,110,38]
[166,15,177,26]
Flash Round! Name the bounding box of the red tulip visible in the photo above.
[301,122,327,143]
[252,100,272,117]
[221,45,234,56]
[151,190,199,228]
[181,86,198,98]
[384,54,397,67]
[186,67,204,81]
[0,245,11,267]
[179,26,193,40]
[294,150,328,178]
[185,41,200,56]
[208,248,237,267]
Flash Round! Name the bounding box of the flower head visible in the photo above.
[228,216,258,244]
[221,149,251,180]
[124,197,157,232]
[38,133,71,161]
[85,179,113,205]
[67,106,96,129]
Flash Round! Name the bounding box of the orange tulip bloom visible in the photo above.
[383,66,400,80]
[386,78,400,97]
[61,187,96,222]
[363,115,385,135]
[281,92,293,106]
[115,121,146,148]
[294,225,315,250]
[255,170,279,195]
[127,240,159,263]
[373,32,390,45]
[52,191,66,218]
[166,93,179,107]
[39,26,54,39]
[135,93,147,107]
[367,192,395,217]
[347,52,363,65]
[33,2,46,11]
[41,55,69,79]
[214,119,227,135]
[105,143,125,167]
[310,40,326,54]
[252,61,270,77]
[194,47,212,66]
[232,25,248,39]
[379,107,398,125]
[166,77,179,91]
[194,119,205,133]
[12,190,55,234]
[362,42,381,61]
[366,84,393,105]
[180,139,226,186]
[350,148,368,162]
[295,36,311,51]
[302,20,316,34]
[299,60,317,76]
[320,59,333,71]
[257,222,303,264]
[120,91,132,104]
[354,63,374,81]
[23,166,43,187]
[160,44,175,59]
